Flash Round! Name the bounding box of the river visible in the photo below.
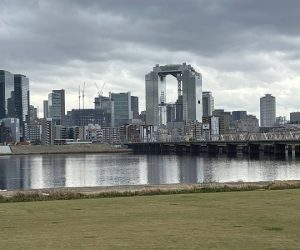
[1,153,300,190]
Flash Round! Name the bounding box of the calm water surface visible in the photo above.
[0,153,300,190]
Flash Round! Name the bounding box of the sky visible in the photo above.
[1,0,300,119]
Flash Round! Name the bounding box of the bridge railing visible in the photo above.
[218,131,300,142]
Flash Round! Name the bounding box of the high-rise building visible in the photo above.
[145,63,202,126]
[212,109,231,134]
[41,118,53,145]
[0,118,20,143]
[290,112,300,124]
[29,105,38,124]
[14,74,30,140]
[67,109,112,127]
[131,96,139,119]
[94,95,114,126]
[260,94,276,127]
[27,124,42,144]
[202,91,214,117]
[110,92,132,127]
[0,70,15,119]
[14,74,30,125]
[48,89,65,125]
[232,111,247,121]
[43,100,49,118]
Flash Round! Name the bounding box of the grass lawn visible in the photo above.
[0,189,300,249]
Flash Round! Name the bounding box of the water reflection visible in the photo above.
[0,154,300,190]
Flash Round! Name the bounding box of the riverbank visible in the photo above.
[1,188,299,249]
[8,144,132,155]
[1,180,300,202]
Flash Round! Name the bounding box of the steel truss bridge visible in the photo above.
[127,131,300,155]
[218,131,300,142]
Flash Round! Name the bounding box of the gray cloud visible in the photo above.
[1,0,300,118]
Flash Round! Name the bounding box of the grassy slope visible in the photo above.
[0,189,300,249]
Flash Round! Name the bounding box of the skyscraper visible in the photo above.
[94,95,114,126]
[145,63,202,126]
[43,100,49,118]
[48,89,65,125]
[260,94,276,127]
[131,96,139,119]
[29,105,38,124]
[110,92,132,127]
[0,70,15,119]
[14,74,30,125]
[202,91,214,117]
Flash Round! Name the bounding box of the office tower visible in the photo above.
[94,95,114,126]
[110,92,132,127]
[0,118,20,143]
[231,111,247,121]
[48,89,65,125]
[202,91,214,117]
[145,63,202,126]
[290,112,300,124]
[166,104,176,123]
[234,115,259,133]
[43,100,49,118]
[131,96,139,119]
[68,109,112,127]
[14,74,30,140]
[260,94,276,127]
[212,109,231,134]
[14,74,30,125]
[0,70,15,119]
[29,105,38,124]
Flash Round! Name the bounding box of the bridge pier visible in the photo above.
[161,144,170,154]
[190,144,200,154]
[236,145,245,156]
[207,144,219,154]
[247,144,260,155]
[262,145,273,155]
[274,144,286,155]
[225,144,237,155]
[285,145,297,160]
[175,145,188,154]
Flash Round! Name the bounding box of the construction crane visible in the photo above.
[78,84,81,110]
[95,82,106,108]
[82,82,86,110]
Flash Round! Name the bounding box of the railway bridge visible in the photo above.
[126,131,300,157]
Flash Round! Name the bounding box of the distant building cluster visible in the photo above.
[1,64,299,144]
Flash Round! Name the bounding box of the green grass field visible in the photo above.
[1,189,300,249]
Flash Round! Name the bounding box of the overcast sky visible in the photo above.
[1,0,300,118]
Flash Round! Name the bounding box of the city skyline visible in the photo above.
[1,1,300,118]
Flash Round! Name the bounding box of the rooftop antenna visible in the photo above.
[78,84,81,110]
[82,82,86,110]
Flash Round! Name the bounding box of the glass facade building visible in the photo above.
[14,74,30,125]
[145,63,202,126]
[110,92,132,127]
[131,96,139,119]
[48,90,65,125]
[0,70,15,119]
[202,91,214,117]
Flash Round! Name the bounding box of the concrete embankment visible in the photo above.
[1,180,300,200]
[9,144,132,155]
